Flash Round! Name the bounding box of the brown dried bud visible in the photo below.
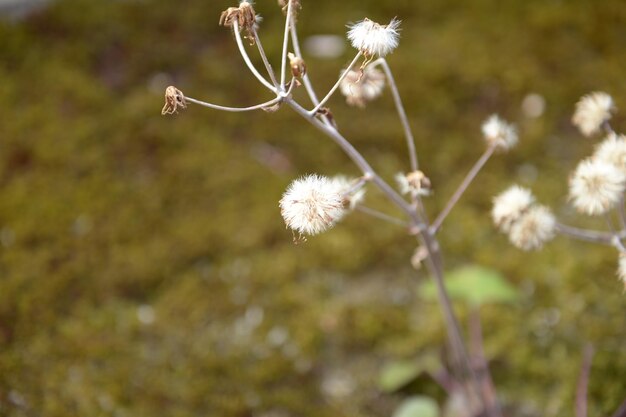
[287,52,306,78]
[219,1,257,43]
[162,86,187,115]
[278,0,301,18]
[406,170,431,196]
[411,246,429,270]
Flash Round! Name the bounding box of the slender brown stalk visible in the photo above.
[575,344,594,417]
[431,144,497,233]
[470,308,502,417]
[555,223,626,245]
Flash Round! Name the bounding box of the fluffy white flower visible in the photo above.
[339,66,385,108]
[592,133,626,171]
[329,176,366,209]
[492,185,535,232]
[572,92,615,137]
[279,175,346,235]
[508,205,556,251]
[481,114,518,151]
[618,253,626,291]
[569,158,626,215]
[347,18,400,57]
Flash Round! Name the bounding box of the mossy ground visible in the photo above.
[0,0,625,416]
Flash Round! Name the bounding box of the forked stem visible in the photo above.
[308,52,363,115]
[233,20,277,92]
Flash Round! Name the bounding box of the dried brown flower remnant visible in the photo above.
[278,0,301,18]
[161,86,187,115]
[396,170,431,197]
[220,1,258,43]
[287,52,306,78]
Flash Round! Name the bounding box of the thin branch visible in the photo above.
[355,205,409,227]
[575,344,594,417]
[470,308,502,417]
[431,144,497,233]
[606,215,626,252]
[555,223,626,246]
[252,29,279,88]
[232,20,277,92]
[309,52,363,115]
[279,0,293,87]
[185,79,296,113]
[373,58,419,172]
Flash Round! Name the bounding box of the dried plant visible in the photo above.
[161,1,624,415]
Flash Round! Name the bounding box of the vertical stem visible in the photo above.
[279,0,293,87]
[431,144,497,233]
[252,29,279,88]
[470,308,502,417]
[232,21,277,92]
[576,344,594,417]
[377,59,419,172]
[309,52,363,115]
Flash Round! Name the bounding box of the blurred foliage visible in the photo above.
[0,0,625,416]
[420,265,519,306]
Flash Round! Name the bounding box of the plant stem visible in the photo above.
[232,21,276,92]
[373,58,419,172]
[252,29,279,88]
[355,205,409,227]
[431,144,497,233]
[279,0,293,87]
[308,52,363,115]
[555,223,626,246]
[575,344,594,417]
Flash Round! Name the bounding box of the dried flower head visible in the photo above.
[278,0,301,18]
[339,66,385,108]
[481,115,518,151]
[347,18,400,58]
[395,170,431,197]
[572,92,615,137]
[220,1,258,43]
[161,86,187,115]
[288,52,306,78]
[618,253,626,291]
[569,158,626,216]
[592,133,626,172]
[492,186,535,233]
[329,176,366,209]
[279,174,347,236]
[508,205,556,251]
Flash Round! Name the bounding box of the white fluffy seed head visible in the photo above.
[339,66,385,108]
[328,176,366,209]
[507,205,556,251]
[618,253,626,291]
[572,92,615,137]
[279,174,347,236]
[592,133,626,172]
[569,158,626,216]
[481,114,518,151]
[492,185,535,233]
[347,18,400,57]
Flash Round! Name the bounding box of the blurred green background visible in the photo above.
[0,0,625,416]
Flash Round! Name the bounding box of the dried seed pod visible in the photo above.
[288,52,306,78]
[162,86,187,115]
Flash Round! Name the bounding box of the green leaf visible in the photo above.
[378,354,442,392]
[419,265,519,306]
[392,396,439,417]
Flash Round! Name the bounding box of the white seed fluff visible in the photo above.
[339,66,385,108]
[329,176,366,209]
[569,158,626,216]
[508,205,556,251]
[592,133,626,172]
[481,114,518,151]
[492,185,535,233]
[572,92,615,137]
[279,175,346,236]
[347,18,400,57]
